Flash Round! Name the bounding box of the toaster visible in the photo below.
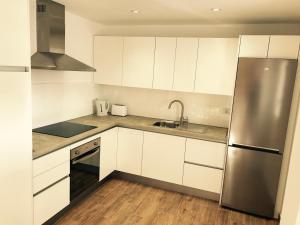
[111,104,127,117]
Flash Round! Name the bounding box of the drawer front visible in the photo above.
[33,162,70,194]
[33,147,70,177]
[183,163,223,193]
[185,138,226,169]
[34,177,70,225]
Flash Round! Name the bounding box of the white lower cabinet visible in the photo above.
[185,138,226,169]
[100,128,118,180]
[142,132,186,184]
[117,128,144,175]
[33,162,70,194]
[34,177,70,225]
[183,163,223,193]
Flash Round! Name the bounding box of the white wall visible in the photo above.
[280,100,300,225]
[96,85,232,128]
[30,0,102,128]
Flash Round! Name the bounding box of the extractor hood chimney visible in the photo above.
[31,0,96,72]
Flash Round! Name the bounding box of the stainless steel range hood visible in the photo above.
[31,0,96,72]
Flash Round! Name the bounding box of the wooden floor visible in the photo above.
[55,178,279,225]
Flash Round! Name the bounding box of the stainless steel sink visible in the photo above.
[153,121,180,128]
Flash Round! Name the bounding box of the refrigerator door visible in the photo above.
[221,146,282,218]
[229,58,297,153]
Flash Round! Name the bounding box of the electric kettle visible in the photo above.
[95,99,109,116]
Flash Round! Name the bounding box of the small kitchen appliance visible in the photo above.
[111,104,128,117]
[95,99,110,116]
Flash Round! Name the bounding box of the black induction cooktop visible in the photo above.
[33,122,97,138]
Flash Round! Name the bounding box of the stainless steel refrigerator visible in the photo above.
[221,58,298,218]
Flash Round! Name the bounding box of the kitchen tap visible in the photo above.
[168,100,184,127]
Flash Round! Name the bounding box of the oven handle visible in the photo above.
[71,148,100,165]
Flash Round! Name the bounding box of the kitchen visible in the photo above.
[1,0,300,225]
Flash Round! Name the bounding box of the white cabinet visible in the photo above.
[34,177,70,225]
[183,163,222,193]
[0,0,30,67]
[153,37,177,90]
[94,36,123,85]
[117,128,144,175]
[142,132,186,184]
[268,36,300,59]
[239,35,270,58]
[185,138,226,169]
[33,162,69,194]
[122,37,155,88]
[100,128,118,180]
[33,146,70,177]
[173,38,199,92]
[194,38,239,96]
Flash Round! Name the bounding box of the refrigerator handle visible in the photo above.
[231,143,281,154]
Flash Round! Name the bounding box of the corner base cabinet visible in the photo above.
[100,128,118,180]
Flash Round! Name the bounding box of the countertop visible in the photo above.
[33,115,228,159]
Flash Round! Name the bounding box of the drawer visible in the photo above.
[33,147,70,177]
[33,162,70,194]
[34,177,70,225]
[183,163,223,193]
[185,138,226,169]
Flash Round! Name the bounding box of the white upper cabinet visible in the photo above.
[122,37,155,88]
[0,0,30,67]
[173,38,199,92]
[194,38,239,96]
[142,132,186,184]
[94,36,123,86]
[100,128,118,181]
[153,37,177,90]
[239,35,270,58]
[268,36,300,59]
[117,128,144,175]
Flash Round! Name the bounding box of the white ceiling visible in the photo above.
[55,0,300,25]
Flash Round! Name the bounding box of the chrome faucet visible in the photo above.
[168,100,184,127]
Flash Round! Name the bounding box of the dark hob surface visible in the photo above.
[33,122,97,138]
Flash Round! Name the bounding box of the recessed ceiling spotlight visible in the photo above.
[130,9,139,14]
[211,8,222,12]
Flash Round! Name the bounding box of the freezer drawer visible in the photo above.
[221,146,282,218]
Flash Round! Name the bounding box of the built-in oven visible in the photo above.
[70,138,100,202]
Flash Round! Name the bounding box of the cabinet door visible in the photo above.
[34,177,70,225]
[93,36,123,85]
[0,0,30,67]
[268,36,300,59]
[153,37,176,90]
[142,132,186,184]
[122,37,155,88]
[100,128,118,180]
[117,128,143,175]
[239,35,270,58]
[173,38,199,92]
[185,138,226,169]
[194,38,239,96]
[183,163,222,193]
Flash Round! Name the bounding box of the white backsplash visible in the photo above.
[96,85,232,128]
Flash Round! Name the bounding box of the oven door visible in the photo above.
[70,147,100,201]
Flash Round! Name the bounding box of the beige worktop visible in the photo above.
[33,115,228,159]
